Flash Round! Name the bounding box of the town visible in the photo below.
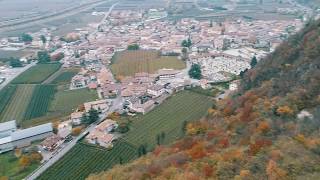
[0,0,314,179]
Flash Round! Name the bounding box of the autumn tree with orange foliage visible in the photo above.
[276,106,294,116]
[19,155,30,169]
[266,160,287,180]
[257,121,271,134]
[187,142,207,160]
[248,139,272,156]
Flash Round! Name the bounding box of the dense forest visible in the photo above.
[87,20,320,180]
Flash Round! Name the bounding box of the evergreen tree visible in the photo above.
[189,64,202,79]
[250,56,258,68]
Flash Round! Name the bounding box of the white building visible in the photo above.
[0,123,53,153]
[147,85,165,97]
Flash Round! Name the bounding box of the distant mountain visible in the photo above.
[87,20,320,180]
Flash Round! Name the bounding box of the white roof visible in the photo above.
[0,120,17,132]
[0,136,12,145]
[0,123,53,145]
[11,123,53,141]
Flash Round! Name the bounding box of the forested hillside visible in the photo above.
[87,20,320,180]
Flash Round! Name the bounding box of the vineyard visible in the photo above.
[39,91,212,179]
[0,85,17,119]
[11,63,61,84]
[51,68,79,85]
[0,84,36,123]
[122,91,213,150]
[110,50,185,79]
[24,85,56,120]
[38,141,137,180]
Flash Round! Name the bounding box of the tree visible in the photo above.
[181,47,188,61]
[19,155,30,169]
[40,35,47,44]
[81,113,90,125]
[20,33,33,43]
[88,108,99,124]
[181,38,192,48]
[9,58,22,68]
[37,51,51,63]
[138,145,147,157]
[127,44,140,50]
[71,126,84,136]
[117,122,129,133]
[250,56,258,68]
[30,152,43,163]
[188,64,202,79]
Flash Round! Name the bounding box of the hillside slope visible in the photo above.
[87,20,320,180]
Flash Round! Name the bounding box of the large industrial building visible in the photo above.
[0,121,53,153]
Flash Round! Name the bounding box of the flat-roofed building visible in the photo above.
[0,123,53,153]
[0,120,17,138]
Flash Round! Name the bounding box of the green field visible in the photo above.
[111,50,185,79]
[37,141,137,180]
[11,63,61,84]
[0,85,17,116]
[24,85,56,120]
[48,88,98,117]
[0,84,36,123]
[0,151,39,180]
[122,91,213,150]
[39,91,212,179]
[51,68,79,85]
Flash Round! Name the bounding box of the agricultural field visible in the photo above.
[38,141,137,180]
[122,91,213,150]
[0,85,36,123]
[0,85,17,116]
[48,88,98,117]
[50,68,79,85]
[11,63,61,84]
[40,91,212,179]
[24,85,56,120]
[110,50,185,79]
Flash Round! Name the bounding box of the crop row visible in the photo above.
[24,85,56,120]
[38,140,137,180]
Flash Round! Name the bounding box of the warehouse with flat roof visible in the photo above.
[0,123,53,153]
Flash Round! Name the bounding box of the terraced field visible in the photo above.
[38,141,137,180]
[38,91,212,180]
[0,84,36,123]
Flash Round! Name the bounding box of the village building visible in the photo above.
[41,134,62,151]
[84,99,109,113]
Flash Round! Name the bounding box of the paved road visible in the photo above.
[0,62,36,90]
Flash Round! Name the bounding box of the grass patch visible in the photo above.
[24,85,56,120]
[0,151,39,180]
[0,85,36,123]
[48,88,98,117]
[11,63,61,84]
[110,50,185,79]
[37,140,137,180]
[187,86,221,97]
